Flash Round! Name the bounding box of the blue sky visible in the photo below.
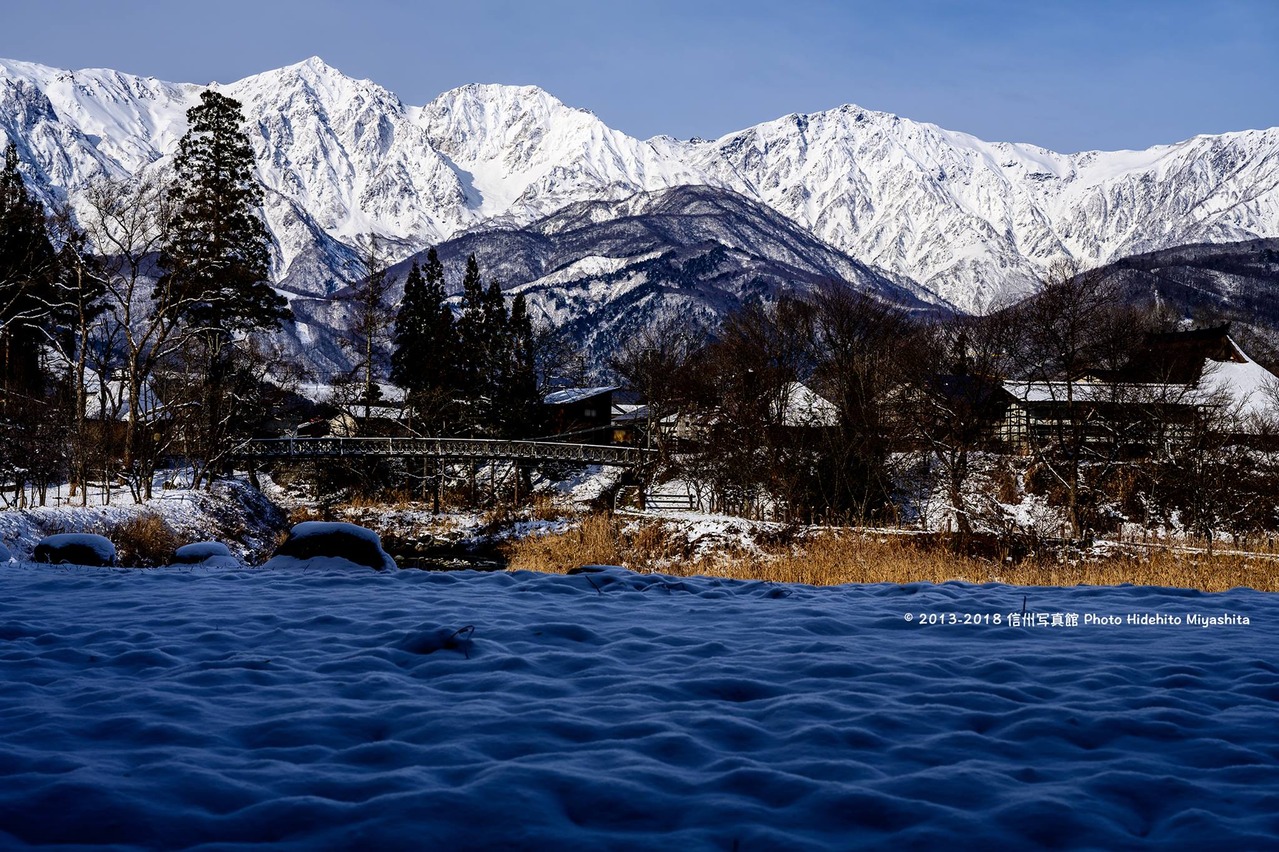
[2,0,1275,153]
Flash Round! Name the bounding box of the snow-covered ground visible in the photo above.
[1,563,1275,848]
[0,479,285,565]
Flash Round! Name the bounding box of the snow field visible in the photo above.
[0,565,1276,848]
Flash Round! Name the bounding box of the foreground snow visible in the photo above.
[0,565,1276,848]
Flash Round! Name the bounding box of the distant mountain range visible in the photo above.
[2,56,1278,377]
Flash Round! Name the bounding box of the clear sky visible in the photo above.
[2,0,1275,153]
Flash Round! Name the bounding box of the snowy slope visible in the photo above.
[415,83,713,220]
[688,108,1279,311]
[0,564,1275,847]
[284,184,943,379]
[2,56,1278,313]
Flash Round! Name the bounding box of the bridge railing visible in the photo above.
[232,437,655,468]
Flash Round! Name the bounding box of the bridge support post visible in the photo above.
[434,457,442,514]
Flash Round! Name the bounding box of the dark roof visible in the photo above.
[929,374,1015,418]
[1120,324,1244,383]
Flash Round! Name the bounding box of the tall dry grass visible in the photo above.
[502,513,1279,592]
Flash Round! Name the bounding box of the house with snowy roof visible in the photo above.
[997,326,1277,453]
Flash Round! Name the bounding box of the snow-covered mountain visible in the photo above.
[286,184,941,380]
[2,56,1278,314]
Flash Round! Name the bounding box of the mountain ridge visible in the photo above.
[2,56,1277,317]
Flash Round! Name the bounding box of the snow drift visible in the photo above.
[0,564,1275,847]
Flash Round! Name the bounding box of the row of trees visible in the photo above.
[0,90,288,505]
[389,251,540,439]
[615,271,1279,546]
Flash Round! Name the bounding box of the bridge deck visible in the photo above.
[233,437,654,467]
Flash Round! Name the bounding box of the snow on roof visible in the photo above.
[775,382,839,427]
[543,386,619,406]
[0,566,1274,846]
[612,405,649,423]
[1003,380,1194,404]
[1004,337,1277,428]
[1197,344,1279,425]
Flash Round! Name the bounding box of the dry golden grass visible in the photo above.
[502,513,1279,592]
[114,512,183,567]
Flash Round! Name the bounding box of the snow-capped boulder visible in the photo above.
[32,533,117,567]
[262,521,396,571]
[173,541,242,568]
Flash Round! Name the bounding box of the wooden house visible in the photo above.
[543,386,618,443]
[998,326,1277,453]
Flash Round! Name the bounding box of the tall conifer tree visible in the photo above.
[500,292,543,438]
[392,248,457,431]
[159,91,287,335]
[158,90,289,483]
[0,142,57,396]
[454,254,488,432]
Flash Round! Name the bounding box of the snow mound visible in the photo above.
[173,541,241,568]
[0,565,1275,847]
[30,533,116,567]
[262,521,396,571]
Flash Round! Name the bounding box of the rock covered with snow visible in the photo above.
[31,533,117,566]
[262,520,397,571]
[173,541,242,568]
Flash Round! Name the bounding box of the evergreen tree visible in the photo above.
[0,142,57,397]
[498,292,543,438]
[158,90,288,335]
[476,278,511,432]
[454,254,491,432]
[0,142,64,506]
[391,248,457,432]
[157,90,289,484]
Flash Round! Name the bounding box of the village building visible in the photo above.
[997,326,1277,453]
[543,386,618,443]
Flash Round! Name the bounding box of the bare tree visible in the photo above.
[338,233,396,424]
[42,202,107,503]
[809,287,921,522]
[902,313,1018,537]
[609,314,707,463]
[78,174,183,500]
[1006,262,1152,538]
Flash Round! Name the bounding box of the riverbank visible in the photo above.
[503,512,1279,593]
[2,476,1276,591]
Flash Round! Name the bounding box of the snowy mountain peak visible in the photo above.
[1,56,1278,316]
[417,80,714,219]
